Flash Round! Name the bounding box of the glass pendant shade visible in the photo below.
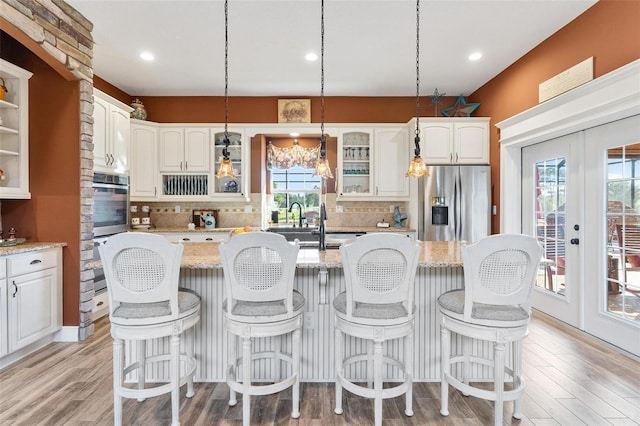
[314,157,334,179]
[405,155,429,177]
[216,157,235,178]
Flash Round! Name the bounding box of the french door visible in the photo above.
[522,134,582,327]
[583,116,640,356]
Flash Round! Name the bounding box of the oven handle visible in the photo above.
[93,182,128,190]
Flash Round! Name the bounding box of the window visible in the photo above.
[271,165,321,225]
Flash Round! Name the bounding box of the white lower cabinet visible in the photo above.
[0,261,7,357]
[1,248,62,358]
[158,232,229,243]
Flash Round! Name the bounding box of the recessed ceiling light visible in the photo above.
[305,52,318,61]
[290,132,300,137]
[140,51,155,61]
[468,52,482,61]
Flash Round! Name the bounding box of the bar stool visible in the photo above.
[99,232,201,426]
[438,234,542,426]
[333,233,420,426]
[219,232,304,426]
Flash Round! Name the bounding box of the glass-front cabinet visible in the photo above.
[0,59,32,199]
[212,129,249,200]
[337,129,373,199]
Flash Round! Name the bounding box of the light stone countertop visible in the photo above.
[86,240,462,270]
[179,240,461,269]
[0,242,67,257]
[137,226,416,234]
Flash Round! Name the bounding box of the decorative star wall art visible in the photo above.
[430,88,446,117]
[441,95,480,117]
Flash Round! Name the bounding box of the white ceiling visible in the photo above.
[66,0,597,97]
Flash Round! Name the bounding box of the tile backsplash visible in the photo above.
[130,195,408,230]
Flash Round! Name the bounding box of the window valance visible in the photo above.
[266,140,320,170]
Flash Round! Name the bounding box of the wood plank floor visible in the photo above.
[1,312,639,425]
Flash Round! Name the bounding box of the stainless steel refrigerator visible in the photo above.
[418,165,491,242]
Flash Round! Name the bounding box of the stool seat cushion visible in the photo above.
[224,290,305,317]
[112,288,201,320]
[438,289,529,322]
[333,291,414,320]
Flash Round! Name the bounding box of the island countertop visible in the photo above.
[180,240,462,269]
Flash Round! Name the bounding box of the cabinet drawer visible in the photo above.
[0,260,5,279]
[7,250,58,276]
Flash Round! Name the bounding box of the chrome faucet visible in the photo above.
[288,202,303,228]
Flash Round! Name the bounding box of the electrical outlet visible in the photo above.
[336,205,344,213]
[244,205,253,213]
[390,205,395,213]
[175,205,181,213]
[304,312,315,329]
[492,205,497,215]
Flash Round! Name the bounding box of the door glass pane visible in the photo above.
[533,158,566,295]
[606,144,640,321]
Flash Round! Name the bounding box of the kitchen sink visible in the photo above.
[267,226,319,242]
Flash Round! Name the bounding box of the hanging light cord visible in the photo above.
[223,0,230,159]
[414,0,421,157]
[319,0,326,157]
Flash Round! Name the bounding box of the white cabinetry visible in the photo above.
[0,260,6,357]
[212,129,250,200]
[337,129,373,199]
[415,117,489,165]
[373,127,409,199]
[159,127,210,172]
[93,90,132,174]
[337,127,408,200]
[0,59,33,199]
[158,232,228,243]
[1,248,62,360]
[130,121,159,200]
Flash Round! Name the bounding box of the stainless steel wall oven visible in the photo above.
[93,172,129,237]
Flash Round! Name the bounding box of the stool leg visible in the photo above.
[186,327,195,398]
[171,335,181,426]
[274,335,281,383]
[228,332,237,406]
[462,335,471,396]
[113,338,124,426]
[512,340,524,419]
[373,340,383,426]
[137,339,146,402]
[291,326,301,419]
[242,337,252,426]
[404,332,414,417]
[440,326,450,417]
[494,341,506,426]
[334,327,343,415]
[367,340,373,389]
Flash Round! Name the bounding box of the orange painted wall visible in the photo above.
[471,0,640,233]
[1,35,81,326]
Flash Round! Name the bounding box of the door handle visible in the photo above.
[570,238,579,245]
[12,281,17,297]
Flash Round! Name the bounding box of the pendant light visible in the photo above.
[405,0,430,178]
[313,0,334,180]
[216,0,236,179]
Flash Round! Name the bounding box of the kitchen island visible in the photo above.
[144,240,476,383]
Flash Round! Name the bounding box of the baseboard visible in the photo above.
[54,326,79,342]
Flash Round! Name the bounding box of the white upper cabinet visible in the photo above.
[337,129,374,199]
[0,59,32,199]
[212,128,250,200]
[337,127,409,200]
[130,121,158,200]
[416,117,490,165]
[373,127,409,199]
[159,127,210,172]
[93,90,132,174]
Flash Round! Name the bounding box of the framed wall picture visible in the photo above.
[278,99,311,123]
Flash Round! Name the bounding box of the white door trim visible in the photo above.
[497,59,640,234]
